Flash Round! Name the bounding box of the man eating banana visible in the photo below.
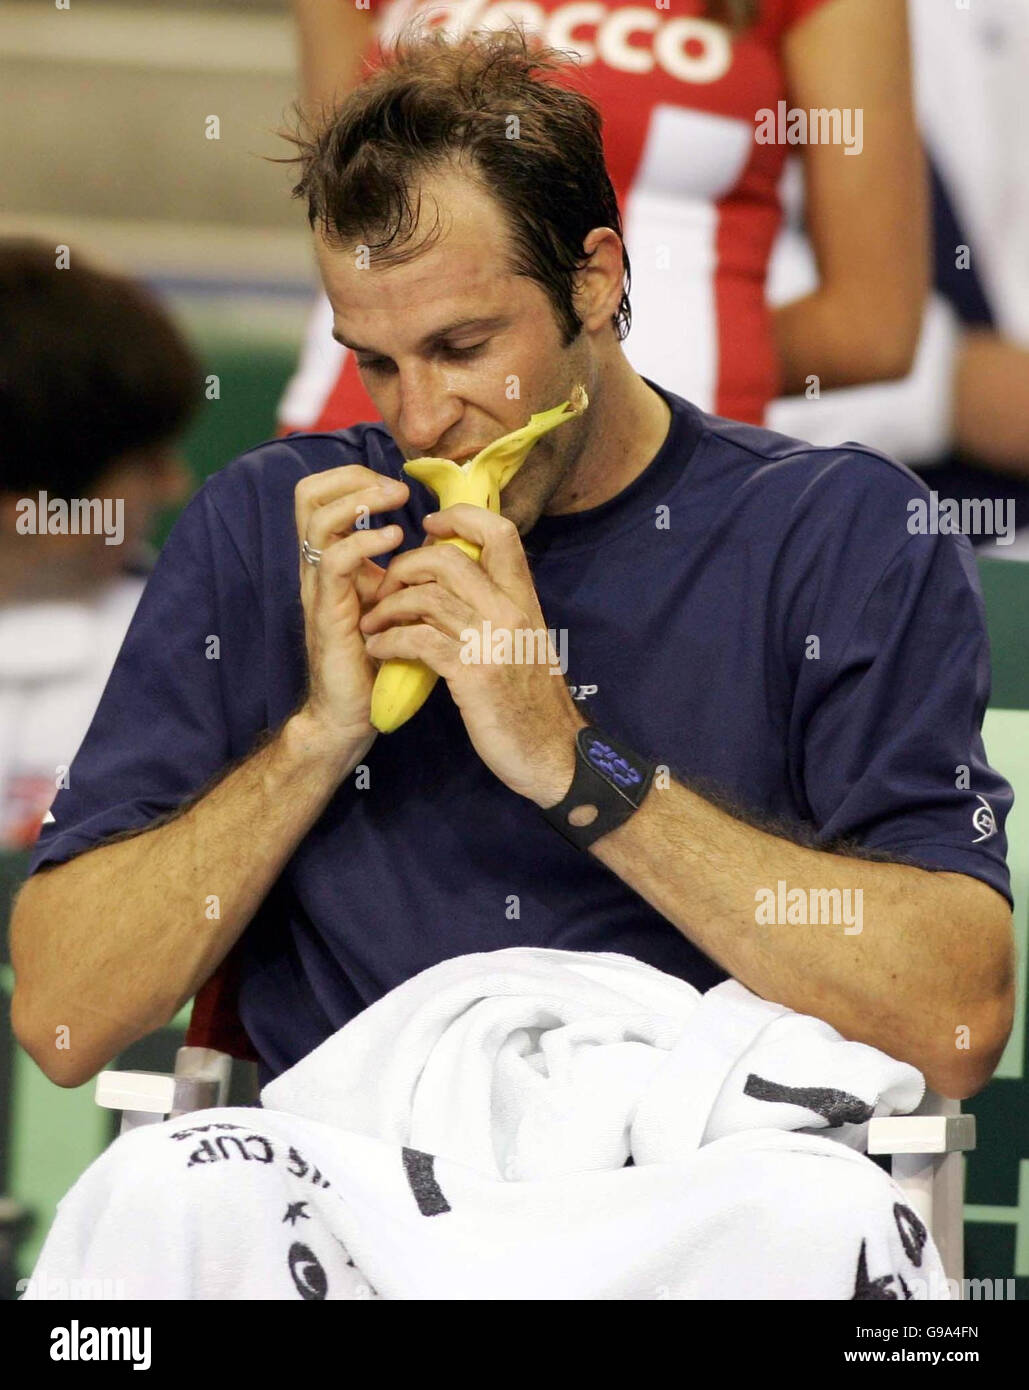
[11,28,1014,1300]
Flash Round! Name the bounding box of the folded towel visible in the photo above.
[263,948,924,1180]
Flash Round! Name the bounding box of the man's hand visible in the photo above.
[361,504,587,804]
[294,466,410,753]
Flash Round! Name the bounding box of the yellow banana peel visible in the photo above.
[369,384,589,733]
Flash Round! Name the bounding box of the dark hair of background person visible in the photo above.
[705,0,759,30]
[275,25,634,348]
[0,240,203,497]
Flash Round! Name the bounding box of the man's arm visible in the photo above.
[10,711,370,1089]
[10,464,411,1089]
[359,504,1016,1103]
[584,771,1016,1101]
[290,0,377,117]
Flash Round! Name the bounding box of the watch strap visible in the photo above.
[541,723,656,850]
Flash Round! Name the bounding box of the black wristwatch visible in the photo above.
[541,722,656,850]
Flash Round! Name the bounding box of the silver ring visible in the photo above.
[301,538,322,567]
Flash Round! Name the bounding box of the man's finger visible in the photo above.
[374,533,500,618]
[423,505,531,602]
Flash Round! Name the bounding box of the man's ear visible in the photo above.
[576,226,626,334]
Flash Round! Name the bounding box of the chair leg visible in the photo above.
[119,1109,171,1137]
[891,1149,965,1296]
[173,1047,233,1107]
[931,1150,966,1292]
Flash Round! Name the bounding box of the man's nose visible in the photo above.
[395,364,463,456]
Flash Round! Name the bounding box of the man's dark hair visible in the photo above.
[276,25,632,348]
[0,239,202,496]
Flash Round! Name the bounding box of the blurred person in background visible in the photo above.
[0,240,200,850]
[767,0,1029,549]
[278,0,927,434]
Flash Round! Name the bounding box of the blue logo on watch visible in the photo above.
[585,737,642,789]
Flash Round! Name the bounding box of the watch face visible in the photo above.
[583,732,644,791]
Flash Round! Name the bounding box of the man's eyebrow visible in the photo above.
[330,316,509,355]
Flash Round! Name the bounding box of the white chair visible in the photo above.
[867,1091,975,1290]
[96,1045,976,1295]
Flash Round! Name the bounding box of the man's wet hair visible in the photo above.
[276,25,632,348]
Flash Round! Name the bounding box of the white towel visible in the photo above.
[22,948,949,1300]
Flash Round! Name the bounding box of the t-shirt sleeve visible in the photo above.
[793,522,1014,908]
[25,481,262,877]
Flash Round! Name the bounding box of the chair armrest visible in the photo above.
[95,1047,238,1134]
[867,1112,976,1156]
[95,1069,220,1118]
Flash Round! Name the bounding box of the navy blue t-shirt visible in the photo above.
[26,378,1014,1085]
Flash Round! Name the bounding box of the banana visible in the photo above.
[369,384,589,733]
